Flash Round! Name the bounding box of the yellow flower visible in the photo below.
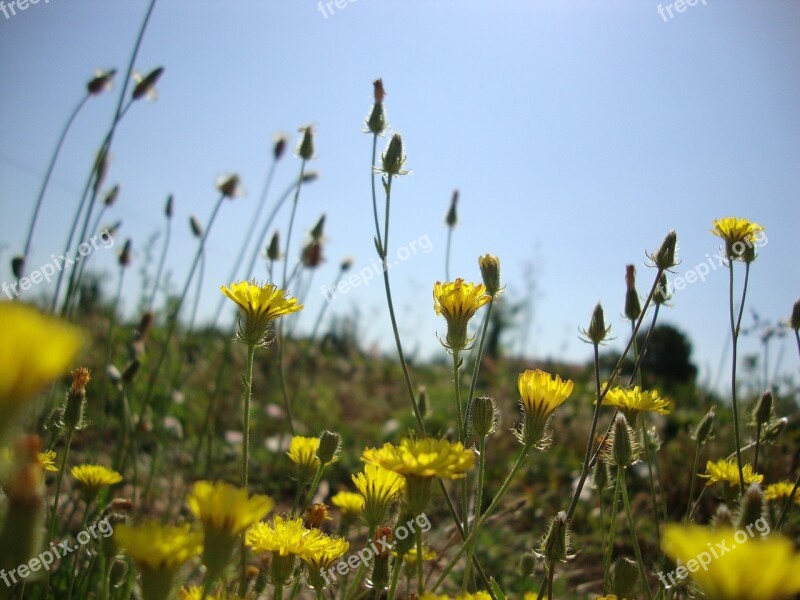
[288,436,321,480]
[246,515,321,557]
[299,532,349,588]
[454,594,493,600]
[0,302,82,438]
[602,386,671,417]
[433,279,491,351]
[764,481,800,503]
[37,451,57,472]
[398,545,436,565]
[115,521,202,600]
[352,464,406,527]
[517,369,574,448]
[711,217,765,261]
[700,459,763,488]
[71,464,122,498]
[178,587,243,600]
[330,491,364,517]
[220,280,303,346]
[187,480,274,536]
[362,438,475,480]
[662,525,800,600]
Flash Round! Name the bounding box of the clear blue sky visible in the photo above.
[1,0,798,392]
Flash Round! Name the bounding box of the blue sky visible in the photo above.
[1,0,798,391]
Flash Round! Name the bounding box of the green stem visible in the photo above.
[415,527,424,595]
[754,422,762,473]
[49,428,74,541]
[301,463,326,516]
[387,553,403,600]
[775,473,800,531]
[603,471,621,590]
[147,202,172,312]
[728,261,747,491]
[66,501,91,599]
[546,561,554,600]
[463,300,494,439]
[463,435,487,592]
[369,135,384,254]
[274,580,284,600]
[445,226,453,282]
[640,412,662,558]
[240,341,256,592]
[619,465,654,600]
[282,160,307,288]
[683,438,702,527]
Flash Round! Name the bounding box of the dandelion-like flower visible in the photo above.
[287,436,321,481]
[433,279,491,351]
[215,173,245,199]
[71,464,122,499]
[221,280,303,346]
[115,521,202,600]
[299,532,350,589]
[602,386,671,419]
[37,451,57,473]
[516,369,574,448]
[663,524,800,600]
[331,491,364,518]
[764,481,800,503]
[178,588,243,600]
[700,458,763,488]
[131,67,164,101]
[246,516,323,584]
[362,438,475,480]
[0,303,82,438]
[352,463,406,527]
[712,217,765,262]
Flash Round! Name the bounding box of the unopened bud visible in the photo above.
[317,430,341,464]
[609,413,637,467]
[691,407,715,445]
[122,361,141,386]
[736,483,764,530]
[612,556,639,598]
[471,396,498,438]
[11,255,24,279]
[536,511,574,563]
[653,272,671,306]
[624,265,641,322]
[61,367,91,431]
[592,457,609,491]
[445,190,458,228]
[366,79,387,135]
[764,417,788,441]
[711,503,734,528]
[216,173,243,199]
[651,230,678,270]
[87,69,116,95]
[417,386,428,419]
[381,133,407,176]
[340,257,354,272]
[583,303,610,345]
[305,503,331,529]
[92,150,109,196]
[298,125,315,160]
[753,391,773,425]
[791,299,800,331]
[164,194,174,218]
[267,232,281,261]
[311,215,326,241]
[132,66,164,100]
[103,184,120,207]
[519,553,536,579]
[373,78,386,104]
[189,215,203,239]
[478,254,501,298]
[119,239,132,267]
[301,240,323,268]
[301,171,319,183]
[273,134,287,161]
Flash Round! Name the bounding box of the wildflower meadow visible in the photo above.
[1,3,799,600]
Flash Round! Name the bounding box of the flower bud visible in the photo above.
[624,265,641,322]
[536,511,574,563]
[92,149,109,197]
[301,240,324,268]
[368,526,392,590]
[216,173,243,199]
[119,238,132,267]
[317,430,341,464]
[471,396,498,438]
[11,255,24,279]
[519,552,536,579]
[366,79,387,135]
[267,232,281,261]
[164,194,174,219]
[302,171,319,183]
[298,125,315,160]
[60,367,91,432]
[132,66,164,100]
[582,303,610,345]
[592,457,609,491]
[764,417,788,441]
[373,78,386,104]
[87,69,116,95]
[445,190,458,228]
[653,272,672,306]
[711,503,734,529]
[651,230,678,271]
[736,483,764,530]
[189,215,203,239]
[753,391,773,425]
[691,407,715,445]
[273,134,287,161]
[310,214,326,241]
[478,254,501,298]
[381,133,407,176]
[305,503,331,529]
[417,385,428,419]
[609,413,637,467]
[103,184,120,207]
[122,360,141,386]
[340,257,354,272]
[791,299,800,331]
[612,556,639,598]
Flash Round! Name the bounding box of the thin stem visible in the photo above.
[640,412,662,558]
[66,500,91,599]
[546,561,554,600]
[754,422,762,473]
[274,581,284,600]
[463,435,487,592]
[369,134,384,254]
[415,527,424,595]
[282,160,307,289]
[463,300,494,439]
[240,342,256,592]
[276,324,296,436]
[775,473,800,531]
[619,465,654,600]
[603,471,621,590]
[728,261,746,490]
[48,429,74,542]
[683,438,702,527]
[147,209,172,312]
[19,94,89,285]
[301,463,326,515]
[445,226,453,282]
[566,341,603,520]
[387,554,403,600]
[103,267,126,370]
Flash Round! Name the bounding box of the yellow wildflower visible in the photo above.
[433,279,491,351]
[220,280,302,346]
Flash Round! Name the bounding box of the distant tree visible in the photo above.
[637,324,697,389]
